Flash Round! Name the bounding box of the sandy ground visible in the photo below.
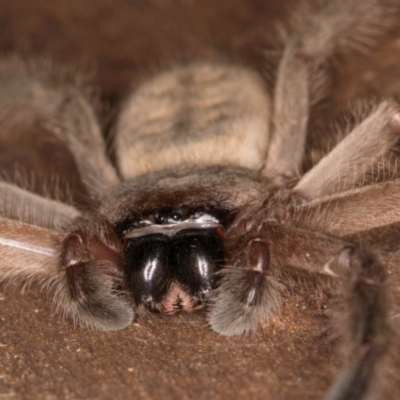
[1,1,400,399]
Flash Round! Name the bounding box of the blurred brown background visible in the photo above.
[1,1,400,399]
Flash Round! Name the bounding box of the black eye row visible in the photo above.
[154,209,183,224]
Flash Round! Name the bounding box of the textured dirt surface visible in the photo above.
[1,1,400,400]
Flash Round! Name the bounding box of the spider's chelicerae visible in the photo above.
[1,0,400,399]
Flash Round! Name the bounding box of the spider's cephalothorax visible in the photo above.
[1,1,400,399]
[102,165,267,313]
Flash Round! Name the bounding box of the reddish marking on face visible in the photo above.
[160,282,202,313]
[215,225,225,240]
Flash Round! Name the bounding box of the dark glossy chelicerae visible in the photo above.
[122,209,226,312]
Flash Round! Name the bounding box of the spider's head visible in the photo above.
[99,165,267,313]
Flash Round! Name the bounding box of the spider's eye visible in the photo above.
[171,211,182,221]
[155,212,167,224]
[155,209,182,224]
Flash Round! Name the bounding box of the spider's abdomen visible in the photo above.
[114,62,271,179]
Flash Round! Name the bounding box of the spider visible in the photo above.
[1,0,400,399]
